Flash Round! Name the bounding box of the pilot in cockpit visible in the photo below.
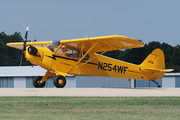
[75,51,79,59]
[60,45,67,56]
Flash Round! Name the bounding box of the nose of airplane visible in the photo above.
[28,45,38,56]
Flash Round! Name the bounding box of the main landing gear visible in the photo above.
[33,76,46,88]
[53,75,66,88]
[33,72,66,88]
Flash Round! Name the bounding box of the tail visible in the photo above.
[140,48,173,80]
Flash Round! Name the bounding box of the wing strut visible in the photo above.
[67,42,99,74]
[69,51,108,73]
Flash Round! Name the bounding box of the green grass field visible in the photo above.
[0,97,180,120]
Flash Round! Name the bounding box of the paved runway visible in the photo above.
[0,88,180,97]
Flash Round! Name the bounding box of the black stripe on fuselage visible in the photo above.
[46,55,98,65]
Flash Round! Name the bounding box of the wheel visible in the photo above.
[33,76,46,88]
[54,75,66,88]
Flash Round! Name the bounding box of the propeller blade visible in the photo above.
[19,52,23,66]
[23,27,29,51]
[19,27,29,66]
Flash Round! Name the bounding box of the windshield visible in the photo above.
[46,40,89,60]
[47,40,60,52]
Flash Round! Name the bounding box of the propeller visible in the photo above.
[19,27,29,66]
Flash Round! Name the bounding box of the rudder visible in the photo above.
[140,48,165,70]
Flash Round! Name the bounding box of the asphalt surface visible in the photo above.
[0,88,180,97]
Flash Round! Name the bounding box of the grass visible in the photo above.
[0,97,180,120]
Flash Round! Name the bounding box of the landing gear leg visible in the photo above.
[152,80,161,88]
[39,71,56,84]
[33,71,56,88]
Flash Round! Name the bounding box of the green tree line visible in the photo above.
[0,32,180,72]
[0,32,31,66]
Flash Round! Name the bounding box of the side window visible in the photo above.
[55,45,80,59]
[79,51,89,60]
[67,49,79,58]
[55,47,63,54]
[55,45,89,60]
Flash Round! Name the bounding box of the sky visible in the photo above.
[0,0,180,46]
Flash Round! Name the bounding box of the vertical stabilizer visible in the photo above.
[140,48,166,80]
[140,48,165,70]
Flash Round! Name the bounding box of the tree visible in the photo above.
[0,39,9,66]
[103,50,122,60]
[0,32,31,66]
[170,45,180,72]
[161,42,173,69]
[117,47,148,65]
[146,41,162,52]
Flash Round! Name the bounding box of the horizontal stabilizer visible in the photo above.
[141,68,174,72]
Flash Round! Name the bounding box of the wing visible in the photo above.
[6,41,52,49]
[61,35,144,53]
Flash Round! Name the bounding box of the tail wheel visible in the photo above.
[54,75,66,88]
[33,76,46,88]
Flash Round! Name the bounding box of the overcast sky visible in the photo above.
[0,0,180,46]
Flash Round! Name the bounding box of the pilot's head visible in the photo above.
[61,45,66,51]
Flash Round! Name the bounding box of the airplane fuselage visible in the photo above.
[25,46,164,81]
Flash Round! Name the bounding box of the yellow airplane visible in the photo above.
[7,27,174,88]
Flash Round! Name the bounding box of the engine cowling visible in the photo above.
[28,45,38,56]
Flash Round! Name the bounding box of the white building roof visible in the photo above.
[0,66,46,77]
[165,73,180,77]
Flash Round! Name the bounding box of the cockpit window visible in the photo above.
[46,40,60,52]
[47,41,89,60]
[55,44,89,60]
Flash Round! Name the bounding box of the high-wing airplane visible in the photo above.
[7,27,174,88]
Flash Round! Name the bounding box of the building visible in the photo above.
[0,66,179,88]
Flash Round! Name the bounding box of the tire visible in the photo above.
[53,75,66,88]
[33,76,46,88]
